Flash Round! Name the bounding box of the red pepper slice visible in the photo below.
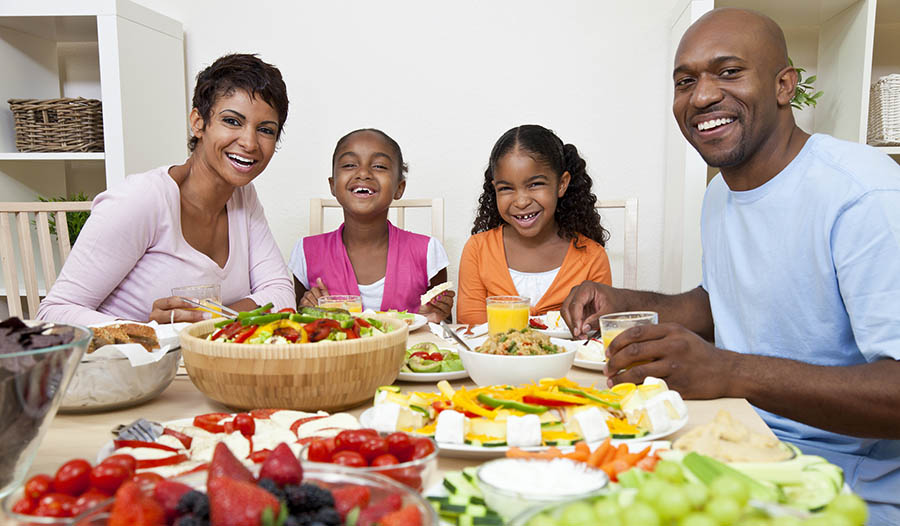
[248,450,271,464]
[162,428,193,449]
[344,327,359,340]
[273,327,300,342]
[136,454,188,470]
[427,352,445,361]
[175,463,208,476]
[529,318,548,330]
[355,318,372,328]
[211,321,243,341]
[290,415,326,437]
[249,409,278,419]
[192,413,232,434]
[410,351,431,360]
[113,440,180,453]
[232,326,258,344]
[522,395,577,407]
[277,307,296,314]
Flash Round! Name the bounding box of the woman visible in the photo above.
[38,54,295,326]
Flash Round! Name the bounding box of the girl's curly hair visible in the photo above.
[471,124,609,247]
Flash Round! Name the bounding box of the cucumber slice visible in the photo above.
[458,514,504,526]
[782,470,840,511]
[409,341,440,352]
[376,385,401,393]
[408,356,443,373]
[444,472,483,498]
[544,438,580,446]
[464,438,507,447]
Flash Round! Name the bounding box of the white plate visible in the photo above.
[573,358,608,371]
[397,369,469,382]
[407,314,428,332]
[360,408,687,459]
[96,416,196,464]
[530,314,573,339]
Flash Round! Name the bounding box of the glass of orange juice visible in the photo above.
[599,311,658,364]
[318,295,363,313]
[172,284,222,315]
[486,296,530,335]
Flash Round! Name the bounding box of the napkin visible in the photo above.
[84,321,183,366]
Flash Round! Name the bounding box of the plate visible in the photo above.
[407,314,428,332]
[397,369,469,382]
[96,416,195,464]
[531,314,573,339]
[359,408,687,459]
[573,358,608,371]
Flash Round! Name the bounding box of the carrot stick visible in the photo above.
[506,447,532,459]
[613,443,629,462]
[623,444,652,465]
[587,438,611,467]
[574,442,590,457]
[598,441,617,465]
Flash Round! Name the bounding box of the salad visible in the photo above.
[208,303,392,344]
[401,342,463,373]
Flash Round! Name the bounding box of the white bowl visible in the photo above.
[458,335,575,386]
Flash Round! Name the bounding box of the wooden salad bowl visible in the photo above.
[179,316,408,412]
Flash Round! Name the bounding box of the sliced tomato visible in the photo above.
[273,327,301,342]
[192,413,232,434]
[249,409,279,419]
[529,318,549,330]
[248,450,271,464]
[277,307,296,313]
[162,428,193,448]
[410,351,431,360]
[136,454,188,470]
[290,415,327,436]
[427,352,444,361]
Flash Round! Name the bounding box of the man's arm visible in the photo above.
[561,283,715,341]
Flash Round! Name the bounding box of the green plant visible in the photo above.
[791,58,823,110]
[39,193,92,246]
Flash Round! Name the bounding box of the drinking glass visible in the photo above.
[172,284,222,315]
[318,295,363,313]
[599,311,658,369]
[485,296,530,335]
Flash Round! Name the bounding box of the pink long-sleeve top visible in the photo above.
[37,166,295,326]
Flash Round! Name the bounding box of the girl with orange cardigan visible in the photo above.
[457,125,612,324]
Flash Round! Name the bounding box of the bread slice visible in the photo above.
[87,323,159,353]
[420,281,454,306]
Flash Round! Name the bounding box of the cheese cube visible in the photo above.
[657,390,688,420]
[435,410,466,444]
[642,376,668,389]
[643,397,673,433]
[506,414,542,447]
[573,407,611,443]
[370,403,401,433]
[621,390,645,413]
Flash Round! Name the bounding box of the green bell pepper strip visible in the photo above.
[289,314,319,324]
[240,312,288,326]
[214,317,237,328]
[237,302,274,319]
[557,386,621,410]
[476,393,547,414]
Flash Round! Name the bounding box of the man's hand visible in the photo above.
[419,290,455,323]
[299,278,330,308]
[149,296,209,324]
[561,281,623,338]
[605,322,737,400]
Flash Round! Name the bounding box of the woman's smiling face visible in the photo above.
[492,148,570,239]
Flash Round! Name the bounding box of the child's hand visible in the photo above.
[300,277,330,308]
[420,290,455,323]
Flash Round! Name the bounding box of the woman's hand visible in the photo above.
[149,296,210,324]
[299,278,330,308]
[419,290,455,323]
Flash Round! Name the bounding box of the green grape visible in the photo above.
[710,475,751,506]
[801,515,849,526]
[654,459,686,483]
[681,512,720,526]
[684,482,710,509]
[735,518,771,526]
[637,478,669,505]
[622,501,661,526]
[559,501,597,526]
[705,496,742,526]
[593,497,623,524]
[824,494,868,525]
[770,516,803,526]
[818,512,854,526]
[528,513,560,526]
[655,485,692,521]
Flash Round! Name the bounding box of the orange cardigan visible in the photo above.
[457,227,612,324]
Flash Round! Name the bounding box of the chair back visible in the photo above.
[309,198,444,242]
[596,198,638,289]
[0,201,93,318]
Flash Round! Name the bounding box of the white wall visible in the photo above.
[132,0,680,292]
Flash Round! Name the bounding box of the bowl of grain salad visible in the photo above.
[459,328,575,386]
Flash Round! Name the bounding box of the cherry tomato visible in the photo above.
[72,489,110,516]
[307,438,336,463]
[11,496,36,514]
[100,454,137,475]
[24,473,53,500]
[192,412,231,433]
[386,432,414,462]
[383,466,423,490]
[371,454,399,467]
[335,430,373,454]
[411,437,436,460]
[130,472,164,489]
[53,459,91,496]
[233,413,255,438]
[35,493,77,517]
[427,352,445,361]
[358,437,389,463]
[331,450,367,468]
[89,463,130,494]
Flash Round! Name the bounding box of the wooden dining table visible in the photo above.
[4,325,775,523]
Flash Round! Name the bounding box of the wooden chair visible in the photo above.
[309,198,445,242]
[596,198,638,289]
[0,201,93,318]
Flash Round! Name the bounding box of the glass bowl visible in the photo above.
[0,321,91,499]
[301,434,438,492]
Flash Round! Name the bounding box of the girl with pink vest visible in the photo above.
[289,129,454,322]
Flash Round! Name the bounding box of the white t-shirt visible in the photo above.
[289,236,449,311]
[508,267,561,307]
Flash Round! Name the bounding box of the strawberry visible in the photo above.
[379,504,422,526]
[152,479,193,522]
[357,492,402,526]
[259,443,303,486]
[208,442,254,483]
[208,477,281,526]
[332,484,371,519]
[108,481,165,526]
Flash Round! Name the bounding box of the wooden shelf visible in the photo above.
[0,152,105,161]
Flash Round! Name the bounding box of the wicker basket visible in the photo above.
[868,74,900,146]
[179,316,408,412]
[8,97,104,152]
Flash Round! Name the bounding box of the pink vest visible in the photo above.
[304,222,430,313]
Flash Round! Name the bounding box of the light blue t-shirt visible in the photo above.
[701,134,900,524]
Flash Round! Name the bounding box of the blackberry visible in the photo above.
[284,515,310,526]
[258,477,286,501]
[285,483,334,513]
[174,514,209,526]
[313,507,341,526]
[176,490,210,518]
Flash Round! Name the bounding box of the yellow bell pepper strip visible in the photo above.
[558,386,621,410]
[257,319,308,343]
[452,389,496,419]
[477,393,548,414]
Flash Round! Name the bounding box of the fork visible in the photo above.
[112,418,163,442]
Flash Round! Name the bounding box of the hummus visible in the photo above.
[673,410,792,463]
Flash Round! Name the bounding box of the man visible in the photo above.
[562,8,900,524]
